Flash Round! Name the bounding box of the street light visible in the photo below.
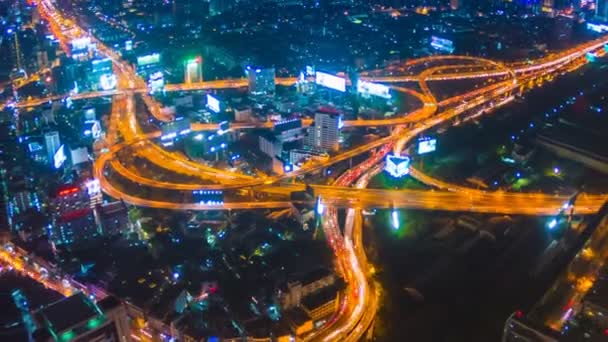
[391,210,399,230]
[547,218,558,230]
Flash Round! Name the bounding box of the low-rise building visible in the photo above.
[32,293,130,342]
[277,267,336,309]
[301,284,340,324]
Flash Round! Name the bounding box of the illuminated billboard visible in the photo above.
[385,154,410,178]
[306,65,315,76]
[207,94,221,113]
[357,80,391,99]
[71,37,91,51]
[431,36,455,53]
[137,53,160,66]
[53,145,67,169]
[125,40,133,51]
[315,71,346,92]
[83,120,101,139]
[148,71,164,93]
[193,190,224,205]
[99,74,117,90]
[418,137,437,154]
[85,179,101,196]
[587,23,608,33]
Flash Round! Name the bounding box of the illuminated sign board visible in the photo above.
[385,154,410,178]
[193,190,224,205]
[418,137,437,154]
[315,71,346,92]
[85,179,101,196]
[125,40,133,51]
[306,65,315,76]
[53,145,67,169]
[587,23,608,33]
[71,37,91,51]
[99,74,117,90]
[84,120,101,139]
[148,71,164,93]
[357,80,391,99]
[207,94,221,113]
[137,53,160,66]
[431,36,455,53]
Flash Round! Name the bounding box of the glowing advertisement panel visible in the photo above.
[587,23,608,33]
[207,94,221,113]
[99,74,117,90]
[418,138,437,154]
[431,36,455,53]
[315,71,346,92]
[53,145,67,169]
[357,80,391,99]
[71,37,91,51]
[137,53,160,66]
[385,154,410,178]
[148,71,164,93]
[85,179,101,196]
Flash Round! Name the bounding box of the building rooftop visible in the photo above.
[284,307,310,327]
[301,283,340,311]
[34,292,101,335]
[99,201,127,217]
[582,265,608,310]
[291,267,332,287]
[538,122,608,161]
[57,208,93,223]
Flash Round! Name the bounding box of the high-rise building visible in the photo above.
[99,201,129,236]
[184,56,203,83]
[44,131,61,164]
[304,108,342,152]
[246,66,276,95]
[50,184,91,217]
[209,0,235,16]
[52,57,81,94]
[32,293,131,342]
[598,0,608,21]
[7,29,25,72]
[90,58,115,90]
[49,207,99,246]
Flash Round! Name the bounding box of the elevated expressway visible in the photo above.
[11,1,608,342]
[9,0,608,215]
[94,37,608,215]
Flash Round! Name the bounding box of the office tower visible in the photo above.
[52,57,80,94]
[90,58,116,91]
[99,202,129,236]
[33,293,131,342]
[184,56,203,83]
[35,49,49,69]
[598,0,608,21]
[305,108,342,152]
[246,66,276,95]
[50,184,91,216]
[209,0,235,16]
[49,208,99,246]
[44,131,61,164]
